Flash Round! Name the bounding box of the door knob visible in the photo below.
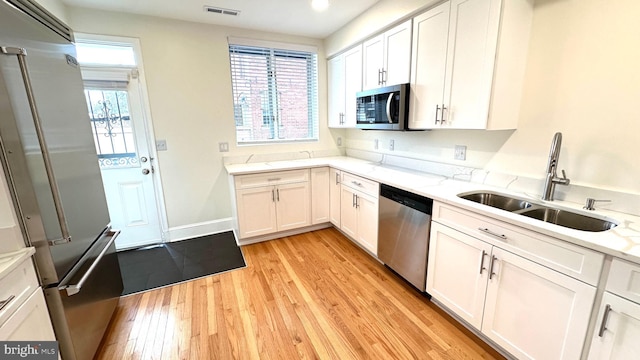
[140,156,148,163]
[142,168,150,175]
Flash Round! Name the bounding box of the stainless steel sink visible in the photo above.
[457,191,618,232]
[458,192,533,212]
[518,207,617,232]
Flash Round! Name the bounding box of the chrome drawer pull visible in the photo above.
[267,178,281,182]
[478,228,507,241]
[598,304,612,337]
[351,181,362,187]
[0,295,16,312]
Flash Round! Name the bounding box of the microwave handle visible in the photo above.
[386,93,394,123]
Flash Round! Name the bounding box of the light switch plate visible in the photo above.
[219,142,229,152]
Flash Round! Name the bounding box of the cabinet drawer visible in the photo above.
[235,169,309,189]
[342,172,379,198]
[0,258,39,328]
[433,202,604,285]
[606,258,640,303]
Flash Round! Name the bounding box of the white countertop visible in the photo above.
[226,156,640,264]
[0,247,36,281]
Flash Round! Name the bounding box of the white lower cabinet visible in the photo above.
[0,288,56,341]
[234,170,310,239]
[588,258,640,359]
[428,205,598,360]
[329,168,342,227]
[310,167,330,224]
[337,172,379,255]
[588,292,640,359]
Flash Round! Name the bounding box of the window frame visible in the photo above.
[228,38,319,145]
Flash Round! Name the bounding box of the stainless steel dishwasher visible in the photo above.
[378,184,433,292]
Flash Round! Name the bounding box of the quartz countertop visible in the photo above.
[0,247,36,281]
[226,156,640,264]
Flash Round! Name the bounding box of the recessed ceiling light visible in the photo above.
[311,0,329,12]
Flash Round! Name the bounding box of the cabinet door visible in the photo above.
[444,0,501,129]
[329,168,341,227]
[236,186,277,238]
[343,45,362,127]
[340,186,358,239]
[427,222,491,329]
[0,289,56,341]
[409,2,450,130]
[588,292,640,360]
[482,247,596,360]
[362,34,384,90]
[310,167,330,224]
[328,55,346,128]
[275,182,310,231]
[383,20,412,87]
[355,192,378,255]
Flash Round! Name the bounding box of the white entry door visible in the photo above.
[83,70,163,249]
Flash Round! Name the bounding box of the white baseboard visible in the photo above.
[165,218,234,242]
[237,223,332,246]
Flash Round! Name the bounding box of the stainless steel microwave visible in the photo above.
[356,83,409,130]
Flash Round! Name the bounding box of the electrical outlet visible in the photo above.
[218,142,229,152]
[156,139,168,151]
[374,139,379,150]
[389,139,395,151]
[454,145,467,160]
[337,137,342,146]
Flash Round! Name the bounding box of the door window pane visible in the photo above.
[84,88,138,168]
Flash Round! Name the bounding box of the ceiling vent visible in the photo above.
[203,6,240,16]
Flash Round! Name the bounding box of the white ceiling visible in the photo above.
[60,0,381,38]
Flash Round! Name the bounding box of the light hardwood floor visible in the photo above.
[96,228,504,359]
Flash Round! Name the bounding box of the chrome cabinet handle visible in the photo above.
[355,194,359,208]
[478,228,507,241]
[488,255,498,280]
[435,105,441,124]
[598,304,612,337]
[479,250,487,274]
[441,104,447,124]
[351,181,362,187]
[271,189,275,202]
[61,229,120,296]
[378,69,382,85]
[1,47,71,244]
[335,173,340,185]
[352,193,356,208]
[276,188,280,201]
[0,295,16,312]
[267,178,281,182]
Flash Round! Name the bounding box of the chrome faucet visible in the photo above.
[541,132,570,201]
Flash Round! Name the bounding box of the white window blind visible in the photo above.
[229,42,319,143]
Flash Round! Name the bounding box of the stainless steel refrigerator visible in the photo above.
[0,1,123,359]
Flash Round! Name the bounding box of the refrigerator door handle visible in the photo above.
[60,229,120,296]
[1,46,72,245]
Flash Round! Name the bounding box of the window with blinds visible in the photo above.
[229,42,319,143]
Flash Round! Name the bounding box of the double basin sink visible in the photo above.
[458,192,617,232]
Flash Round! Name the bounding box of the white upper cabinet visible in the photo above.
[362,20,412,90]
[409,0,533,130]
[328,45,362,128]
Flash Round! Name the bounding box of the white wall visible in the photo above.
[66,7,341,228]
[326,0,640,195]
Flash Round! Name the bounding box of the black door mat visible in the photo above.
[116,231,245,295]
